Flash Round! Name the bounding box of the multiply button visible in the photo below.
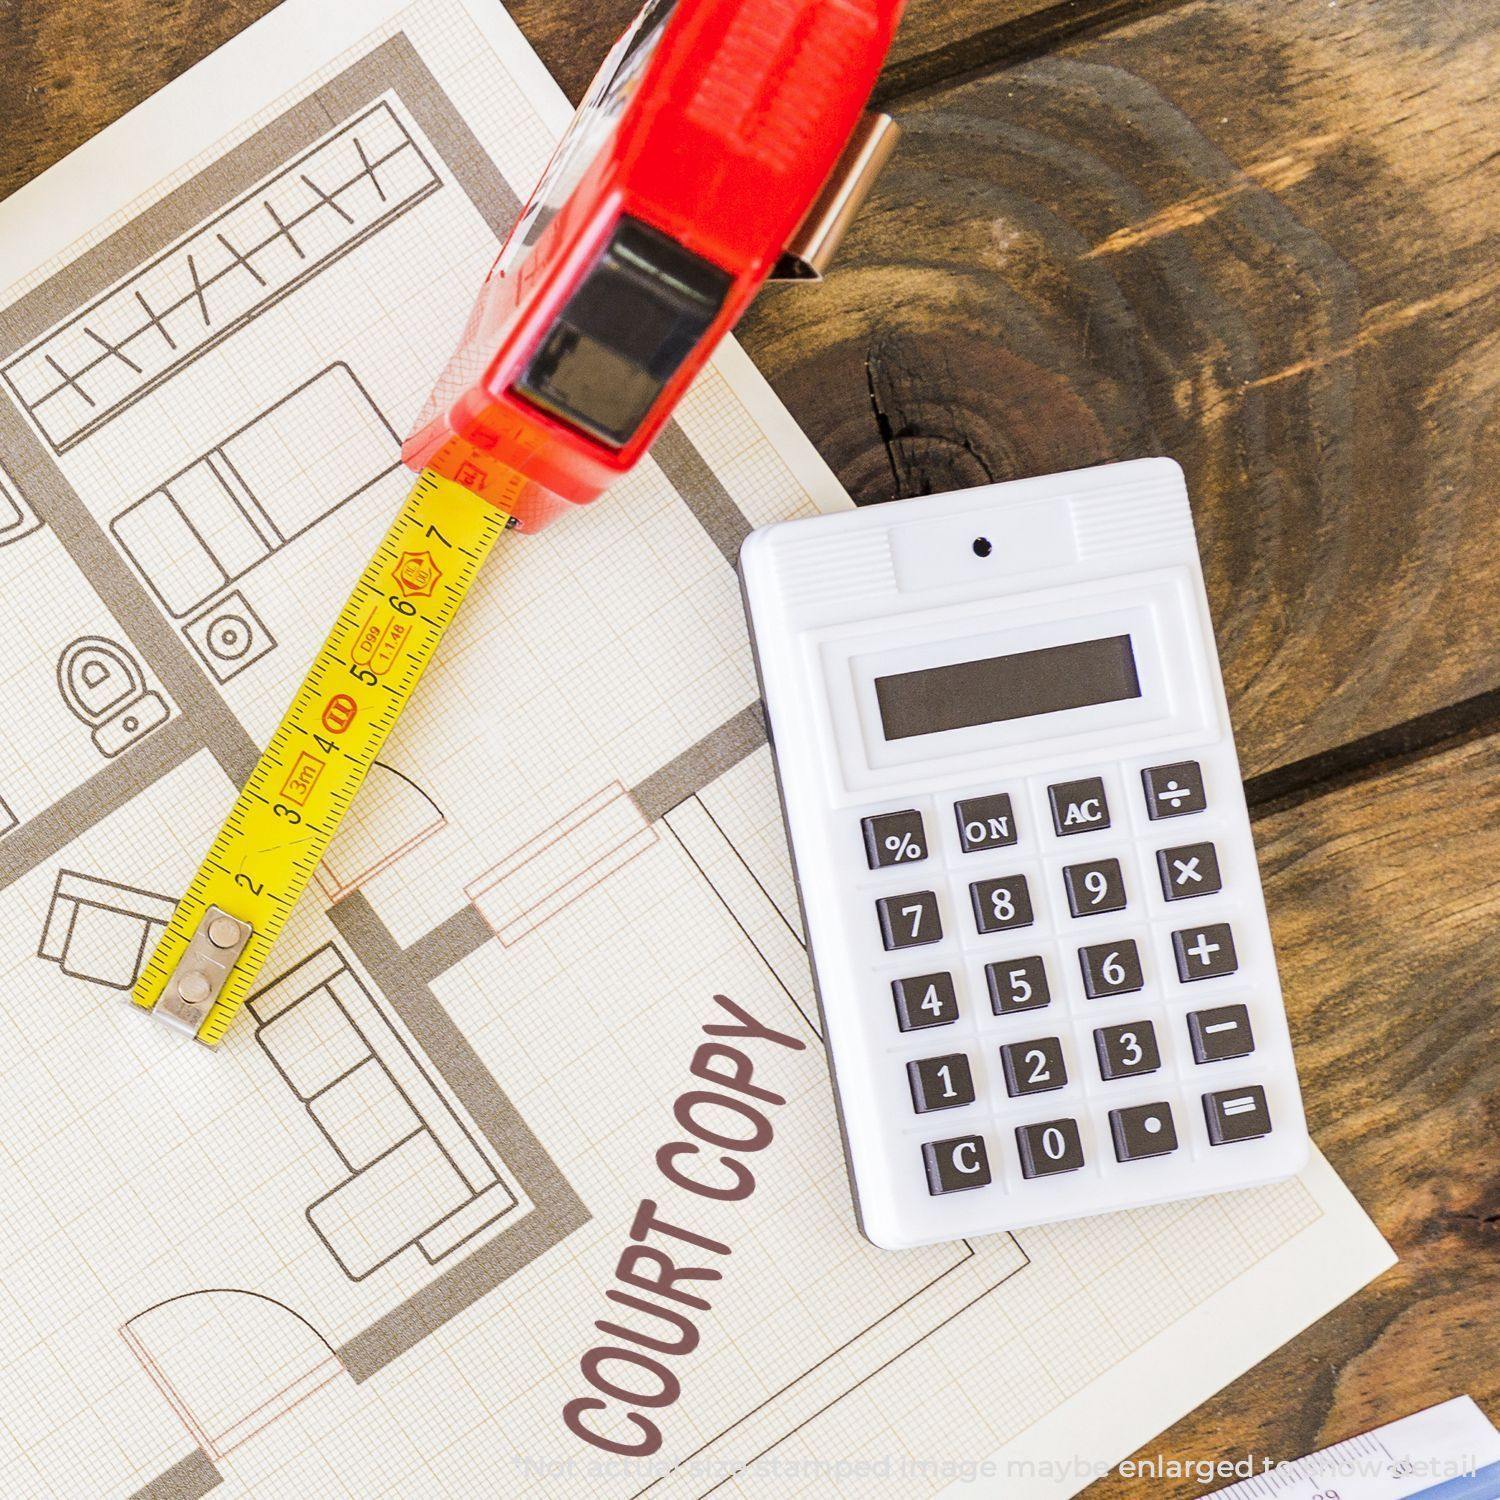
[954,793,1018,853]
[1172,922,1238,981]
[862,809,927,869]
[1048,777,1110,836]
[1157,841,1221,901]
[1142,761,1206,819]
[922,1135,991,1194]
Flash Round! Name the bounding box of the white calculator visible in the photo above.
[740,459,1309,1249]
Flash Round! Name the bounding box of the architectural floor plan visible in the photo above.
[0,2,1392,1496]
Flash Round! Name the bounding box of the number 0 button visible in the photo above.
[877,891,942,950]
[1016,1118,1085,1177]
[970,875,1033,934]
[907,1053,976,1113]
[1079,939,1144,997]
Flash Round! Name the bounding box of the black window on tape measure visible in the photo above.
[874,634,1142,742]
[514,215,732,448]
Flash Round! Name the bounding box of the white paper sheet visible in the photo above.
[0,3,1393,1496]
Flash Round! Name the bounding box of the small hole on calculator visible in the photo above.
[972,536,992,557]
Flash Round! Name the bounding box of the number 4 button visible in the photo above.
[892,972,958,1031]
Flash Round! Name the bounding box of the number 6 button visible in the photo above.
[877,891,942,950]
[1079,939,1144,997]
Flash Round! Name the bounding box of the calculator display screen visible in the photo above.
[874,634,1141,741]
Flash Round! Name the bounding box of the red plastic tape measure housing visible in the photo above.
[402,0,903,531]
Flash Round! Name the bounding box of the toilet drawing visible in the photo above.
[56,637,169,757]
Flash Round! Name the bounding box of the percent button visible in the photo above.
[862,810,929,870]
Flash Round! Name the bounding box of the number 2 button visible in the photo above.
[970,876,1033,934]
[877,891,942,950]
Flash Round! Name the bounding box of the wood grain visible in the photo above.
[739,0,1500,780]
[0,0,1138,199]
[1086,728,1500,1494]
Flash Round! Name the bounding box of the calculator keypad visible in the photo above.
[855,755,1292,1215]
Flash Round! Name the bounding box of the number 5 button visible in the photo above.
[877,891,942,950]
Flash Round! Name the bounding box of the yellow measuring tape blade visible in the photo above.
[132,468,511,1044]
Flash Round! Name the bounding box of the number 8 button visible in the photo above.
[969,875,1033,934]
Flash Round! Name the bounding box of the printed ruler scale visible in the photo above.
[1199,1397,1500,1500]
[131,468,514,1044]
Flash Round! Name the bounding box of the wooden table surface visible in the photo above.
[2,0,1496,1492]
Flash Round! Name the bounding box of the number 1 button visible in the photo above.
[908,1053,976,1112]
[877,891,942,950]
